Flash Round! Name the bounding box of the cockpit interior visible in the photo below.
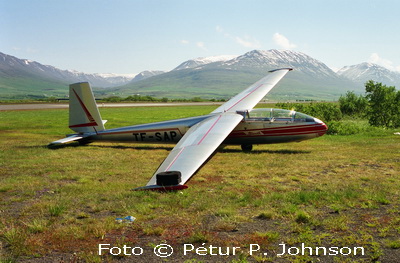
[240,108,315,123]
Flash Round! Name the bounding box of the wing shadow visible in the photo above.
[219,148,311,154]
[44,143,309,154]
[45,143,174,151]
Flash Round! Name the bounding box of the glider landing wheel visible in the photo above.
[241,144,253,152]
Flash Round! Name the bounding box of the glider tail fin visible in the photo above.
[69,82,106,133]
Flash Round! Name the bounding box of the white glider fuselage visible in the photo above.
[79,108,327,146]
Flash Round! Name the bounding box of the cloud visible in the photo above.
[216,25,261,49]
[235,36,261,49]
[196,42,208,51]
[272,33,296,50]
[180,39,207,51]
[12,47,38,53]
[215,25,223,33]
[368,53,400,72]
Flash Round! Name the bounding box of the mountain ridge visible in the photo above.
[1,50,399,100]
[109,49,356,100]
[0,52,135,88]
[337,62,400,87]
[173,55,237,71]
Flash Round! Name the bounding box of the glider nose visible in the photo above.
[314,118,328,136]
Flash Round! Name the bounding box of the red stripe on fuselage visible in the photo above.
[99,127,183,136]
[229,124,326,138]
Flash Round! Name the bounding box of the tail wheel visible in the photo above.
[241,144,253,152]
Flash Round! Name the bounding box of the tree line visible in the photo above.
[100,94,226,103]
[276,81,400,134]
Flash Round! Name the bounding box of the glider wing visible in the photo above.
[211,68,292,113]
[135,113,243,190]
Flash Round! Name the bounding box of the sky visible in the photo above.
[1,0,400,75]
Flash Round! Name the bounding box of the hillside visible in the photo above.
[0,52,134,99]
[109,50,359,100]
[1,50,399,100]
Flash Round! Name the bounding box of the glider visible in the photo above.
[49,68,327,190]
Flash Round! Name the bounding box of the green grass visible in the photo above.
[0,105,400,262]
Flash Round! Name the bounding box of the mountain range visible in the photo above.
[1,50,399,100]
[337,62,400,86]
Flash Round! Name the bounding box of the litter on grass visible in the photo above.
[116,216,136,223]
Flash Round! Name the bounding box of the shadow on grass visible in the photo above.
[44,142,84,150]
[219,148,311,154]
[43,143,174,151]
[43,143,310,154]
[94,144,174,151]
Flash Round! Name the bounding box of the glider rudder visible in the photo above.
[69,82,106,133]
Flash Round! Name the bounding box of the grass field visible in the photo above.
[0,105,399,263]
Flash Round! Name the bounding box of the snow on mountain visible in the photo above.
[173,55,237,71]
[3,49,399,100]
[116,49,361,101]
[219,49,337,79]
[337,62,400,87]
[0,52,134,88]
[171,49,338,81]
[129,70,165,83]
[97,73,137,78]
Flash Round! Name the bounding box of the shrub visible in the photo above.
[339,91,368,117]
[365,81,400,128]
[327,121,363,135]
[275,102,342,122]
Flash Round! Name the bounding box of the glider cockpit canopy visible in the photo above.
[241,108,315,123]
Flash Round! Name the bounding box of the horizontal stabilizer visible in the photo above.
[132,184,188,191]
[48,134,85,145]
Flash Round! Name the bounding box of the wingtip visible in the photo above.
[268,68,293,73]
